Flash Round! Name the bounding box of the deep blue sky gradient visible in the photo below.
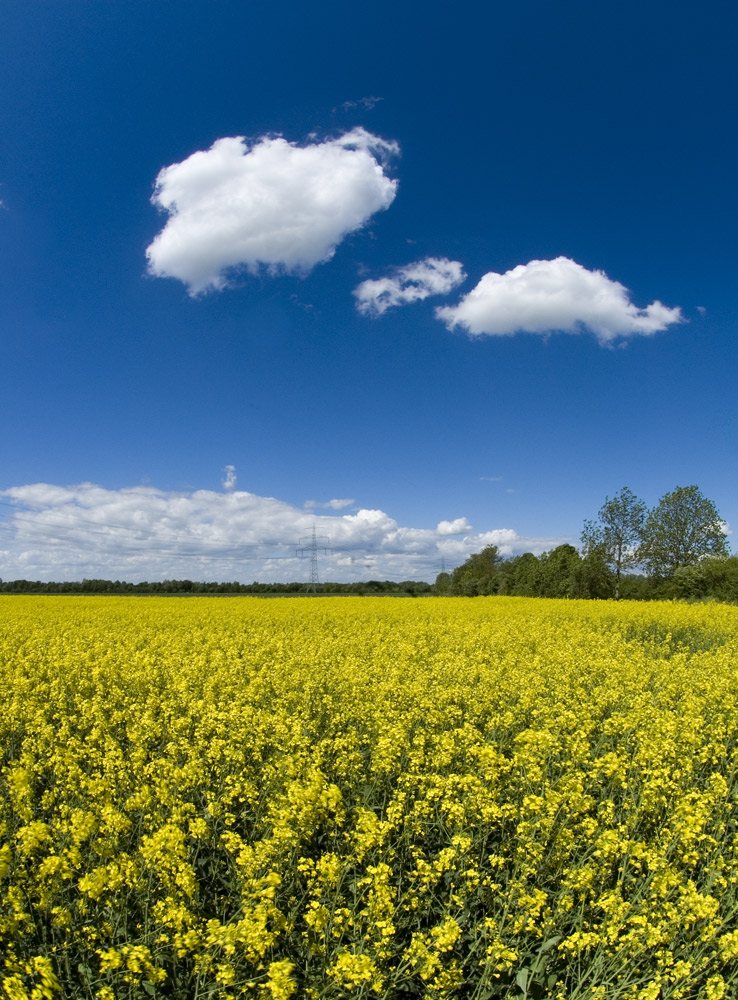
[1,0,736,563]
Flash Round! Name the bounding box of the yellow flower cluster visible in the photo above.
[2,595,738,999]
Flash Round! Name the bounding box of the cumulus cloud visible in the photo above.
[222,465,237,491]
[436,257,684,344]
[437,517,472,535]
[0,482,566,583]
[146,128,399,295]
[354,257,466,316]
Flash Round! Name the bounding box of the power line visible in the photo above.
[0,501,392,582]
[296,525,332,592]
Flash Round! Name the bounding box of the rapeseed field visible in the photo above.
[2,595,738,1000]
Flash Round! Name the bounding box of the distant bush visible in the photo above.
[668,557,738,603]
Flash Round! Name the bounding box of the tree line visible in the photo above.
[1,485,733,602]
[0,578,434,597]
[436,485,736,602]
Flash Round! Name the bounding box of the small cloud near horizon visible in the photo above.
[0,482,568,583]
[305,498,355,510]
[222,465,237,491]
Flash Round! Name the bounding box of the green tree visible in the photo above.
[640,485,729,578]
[450,545,501,595]
[537,544,582,598]
[670,556,738,603]
[572,545,615,599]
[497,552,541,596]
[581,487,647,599]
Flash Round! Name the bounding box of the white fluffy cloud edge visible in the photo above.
[0,483,567,584]
[146,128,398,295]
[143,128,682,343]
[436,257,683,343]
[353,258,466,315]
[355,256,682,343]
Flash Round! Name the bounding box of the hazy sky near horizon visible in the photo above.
[1,0,736,582]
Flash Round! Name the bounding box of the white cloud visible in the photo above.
[146,128,399,295]
[304,498,355,510]
[0,482,566,583]
[437,517,472,535]
[339,96,383,111]
[354,257,466,316]
[222,465,237,491]
[436,257,684,344]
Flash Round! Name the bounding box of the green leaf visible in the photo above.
[76,964,92,984]
[539,935,562,954]
[516,968,529,995]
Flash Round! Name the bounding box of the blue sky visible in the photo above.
[1,0,736,582]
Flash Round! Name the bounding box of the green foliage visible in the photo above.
[640,485,729,578]
[581,487,646,599]
[617,574,653,601]
[450,545,501,596]
[498,552,542,597]
[668,556,738,603]
[571,545,616,599]
[445,545,614,600]
[536,545,582,598]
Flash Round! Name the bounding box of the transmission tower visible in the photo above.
[297,525,332,593]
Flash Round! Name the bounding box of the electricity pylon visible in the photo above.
[297,525,332,593]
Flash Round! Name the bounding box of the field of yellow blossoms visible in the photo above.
[2,595,738,1000]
